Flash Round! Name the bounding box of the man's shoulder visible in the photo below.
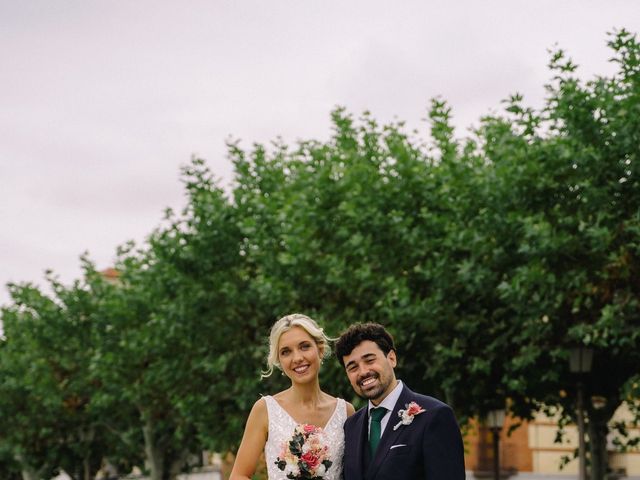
[401,385,452,412]
[344,405,366,427]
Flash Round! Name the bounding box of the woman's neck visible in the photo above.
[288,381,324,406]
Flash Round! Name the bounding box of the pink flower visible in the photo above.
[301,451,321,469]
[393,401,426,430]
[275,423,333,479]
[406,402,425,416]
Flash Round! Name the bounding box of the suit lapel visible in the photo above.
[351,407,369,477]
[367,385,414,479]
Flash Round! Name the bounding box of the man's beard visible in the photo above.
[357,373,391,401]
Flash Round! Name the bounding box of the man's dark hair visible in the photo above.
[335,322,396,366]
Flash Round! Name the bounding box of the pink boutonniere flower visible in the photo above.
[393,401,426,431]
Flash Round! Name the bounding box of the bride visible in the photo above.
[230,313,355,480]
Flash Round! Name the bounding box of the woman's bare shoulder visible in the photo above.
[247,397,268,422]
[323,392,355,416]
[345,401,356,417]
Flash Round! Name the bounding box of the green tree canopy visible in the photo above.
[1,28,638,480]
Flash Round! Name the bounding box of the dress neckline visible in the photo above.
[268,395,342,430]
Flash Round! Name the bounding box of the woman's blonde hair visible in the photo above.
[262,313,331,378]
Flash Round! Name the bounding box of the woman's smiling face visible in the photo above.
[278,326,323,382]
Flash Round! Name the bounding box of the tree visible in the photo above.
[222,30,640,477]
[89,159,261,479]
[438,28,640,477]
[224,103,495,418]
[2,28,637,480]
[0,265,132,480]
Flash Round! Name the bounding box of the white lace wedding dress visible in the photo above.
[264,395,347,480]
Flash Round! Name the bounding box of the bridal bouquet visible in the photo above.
[275,424,333,479]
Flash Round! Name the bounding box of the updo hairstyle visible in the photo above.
[262,313,331,378]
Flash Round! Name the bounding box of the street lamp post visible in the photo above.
[570,346,593,480]
[487,409,506,480]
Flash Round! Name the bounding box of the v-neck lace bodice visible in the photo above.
[264,395,346,480]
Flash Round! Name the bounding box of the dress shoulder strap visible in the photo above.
[337,397,347,421]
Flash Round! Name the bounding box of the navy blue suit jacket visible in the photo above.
[343,384,465,480]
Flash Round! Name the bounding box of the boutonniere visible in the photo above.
[393,401,426,430]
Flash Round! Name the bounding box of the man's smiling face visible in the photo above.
[342,340,398,405]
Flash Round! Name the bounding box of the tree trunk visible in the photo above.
[20,470,38,480]
[143,417,165,480]
[141,412,191,480]
[83,456,92,480]
[63,427,100,480]
[586,394,620,480]
[82,426,97,480]
[15,453,49,480]
[19,465,50,480]
[169,455,185,480]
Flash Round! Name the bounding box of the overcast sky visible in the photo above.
[1,1,639,306]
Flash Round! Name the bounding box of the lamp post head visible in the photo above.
[487,409,506,430]
[569,346,594,373]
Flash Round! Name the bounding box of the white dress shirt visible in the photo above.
[367,380,403,436]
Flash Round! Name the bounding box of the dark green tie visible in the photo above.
[369,407,388,457]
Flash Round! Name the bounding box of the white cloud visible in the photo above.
[1,0,639,304]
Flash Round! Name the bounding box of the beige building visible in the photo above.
[465,403,640,478]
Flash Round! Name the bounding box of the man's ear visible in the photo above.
[387,349,397,368]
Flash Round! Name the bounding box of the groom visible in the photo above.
[336,323,465,480]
